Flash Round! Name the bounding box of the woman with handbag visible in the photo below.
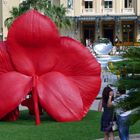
[100,85,115,140]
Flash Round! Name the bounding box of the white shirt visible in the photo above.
[120,110,132,117]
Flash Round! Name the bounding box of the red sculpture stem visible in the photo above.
[32,76,40,125]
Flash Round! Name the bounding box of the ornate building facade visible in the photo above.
[0,0,22,40]
[0,0,58,40]
[1,0,140,45]
[60,0,140,45]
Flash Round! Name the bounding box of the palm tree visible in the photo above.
[4,0,71,29]
[45,4,71,29]
[4,6,25,29]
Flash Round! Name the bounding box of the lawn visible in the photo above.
[0,110,139,140]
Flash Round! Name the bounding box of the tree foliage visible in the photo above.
[113,47,140,125]
[4,0,71,29]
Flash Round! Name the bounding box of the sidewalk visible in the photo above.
[90,99,100,111]
[96,134,140,140]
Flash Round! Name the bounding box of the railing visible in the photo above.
[103,8,113,14]
[82,8,94,14]
[122,8,134,14]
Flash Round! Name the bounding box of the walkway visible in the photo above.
[96,134,140,140]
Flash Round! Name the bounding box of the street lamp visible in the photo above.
[115,16,120,35]
[96,17,100,36]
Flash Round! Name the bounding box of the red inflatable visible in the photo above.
[0,10,101,125]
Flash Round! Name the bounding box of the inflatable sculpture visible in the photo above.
[0,10,101,125]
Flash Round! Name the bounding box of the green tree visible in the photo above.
[113,47,140,125]
[4,0,71,29]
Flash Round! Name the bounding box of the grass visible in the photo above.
[0,110,139,140]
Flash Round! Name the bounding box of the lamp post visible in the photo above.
[125,24,131,42]
[96,17,100,39]
[116,16,120,35]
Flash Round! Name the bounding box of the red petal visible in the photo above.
[7,10,60,75]
[1,107,19,121]
[54,37,101,115]
[0,41,14,73]
[69,76,101,115]
[54,37,101,76]
[36,72,83,122]
[0,72,32,118]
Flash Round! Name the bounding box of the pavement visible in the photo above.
[90,99,100,111]
[96,134,140,140]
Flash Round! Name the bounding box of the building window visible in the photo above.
[122,22,134,42]
[124,0,132,8]
[67,0,73,9]
[85,1,93,9]
[104,0,112,8]
[138,24,140,33]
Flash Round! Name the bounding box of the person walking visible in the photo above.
[100,86,115,140]
[114,36,120,53]
[114,36,119,44]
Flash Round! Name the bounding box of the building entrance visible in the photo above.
[82,22,95,45]
[102,22,115,44]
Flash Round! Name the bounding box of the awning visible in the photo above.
[104,0,112,1]
[100,16,114,20]
[120,15,137,20]
[67,15,138,21]
[84,0,93,1]
[77,16,96,21]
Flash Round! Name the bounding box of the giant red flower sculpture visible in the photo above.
[0,10,101,125]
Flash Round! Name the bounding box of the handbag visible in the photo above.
[105,113,118,132]
[111,112,118,131]
[105,121,118,132]
[112,121,118,131]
